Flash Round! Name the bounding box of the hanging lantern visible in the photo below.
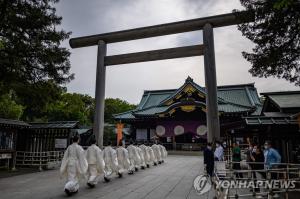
[156,125,165,136]
[197,125,207,136]
[174,125,184,135]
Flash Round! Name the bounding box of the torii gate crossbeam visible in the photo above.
[69,11,253,148]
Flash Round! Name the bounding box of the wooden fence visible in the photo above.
[16,151,64,170]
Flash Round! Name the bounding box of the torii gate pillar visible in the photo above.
[203,23,220,142]
[94,40,106,148]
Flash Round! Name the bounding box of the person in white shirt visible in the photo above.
[147,145,157,166]
[86,138,106,188]
[139,142,151,168]
[127,140,141,171]
[214,141,224,161]
[152,141,162,164]
[60,136,88,196]
[137,143,146,169]
[103,141,121,181]
[116,140,134,175]
[158,144,168,163]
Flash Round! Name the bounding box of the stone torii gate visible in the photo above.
[69,12,252,148]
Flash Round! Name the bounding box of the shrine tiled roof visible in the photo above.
[114,77,262,121]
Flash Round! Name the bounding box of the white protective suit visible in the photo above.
[152,144,162,164]
[116,146,131,173]
[86,144,105,185]
[60,142,88,193]
[140,144,151,167]
[127,144,141,171]
[103,146,119,177]
[137,146,146,169]
[147,146,157,165]
[158,144,168,162]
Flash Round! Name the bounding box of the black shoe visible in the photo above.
[141,166,145,170]
[147,164,150,168]
[87,182,95,188]
[104,176,110,182]
[135,167,139,172]
[161,160,164,163]
[118,172,123,178]
[128,171,134,175]
[64,189,72,196]
[154,162,157,166]
[158,161,162,164]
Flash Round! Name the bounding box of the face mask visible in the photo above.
[264,145,268,149]
[216,144,219,147]
[252,148,256,153]
[207,146,212,150]
[249,147,253,151]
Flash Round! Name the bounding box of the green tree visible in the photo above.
[0,93,24,120]
[104,98,137,124]
[36,94,135,126]
[0,0,73,119]
[46,93,94,125]
[237,0,300,85]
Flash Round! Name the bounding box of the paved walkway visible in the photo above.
[0,155,216,199]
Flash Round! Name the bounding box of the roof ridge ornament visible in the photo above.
[186,76,193,83]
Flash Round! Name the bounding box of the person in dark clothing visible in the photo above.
[204,142,214,177]
[250,145,265,192]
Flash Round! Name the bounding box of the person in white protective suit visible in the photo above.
[136,143,146,169]
[60,136,88,196]
[147,144,157,166]
[127,140,141,172]
[86,138,106,188]
[158,144,168,163]
[139,141,151,168]
[116,140,134,175]
[152,142,162,164]
[103,141,121,181]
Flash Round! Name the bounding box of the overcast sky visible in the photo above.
[56,0,298,104]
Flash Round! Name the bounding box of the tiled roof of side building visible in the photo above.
[218,103,253,113]
[244,116,298,125]
[251,105,263,116]
[113,110,136,120]
[29,121,79,129]
[217,83,261,107]
[0,118,30,128]
[262,91,300,109]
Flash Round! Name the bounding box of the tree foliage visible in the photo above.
[0,93,24,120]
[0,0,73,118]
[237,0,300,85]
[104,98,137,124]
[46,95,136,126]
[46,93,94,125]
